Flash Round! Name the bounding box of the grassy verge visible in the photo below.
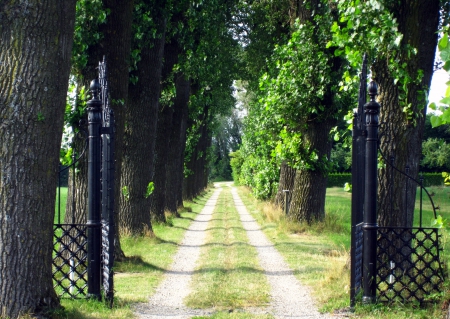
[185,186,270,310]
[236,185,450,319]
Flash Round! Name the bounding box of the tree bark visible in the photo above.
[376,0,439,228]
[289,119,335,222]
[0,1,76,317]
[120,4,166,235]
[275,161,296,210]
[150,38,179,222]
[165,75,190,215]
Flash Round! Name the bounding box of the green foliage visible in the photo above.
[430,27,450,127]
[330,142,352,172]
[421,138,450,171]
[144,182,154,199]
[431,214,448,228]
[230,150,244,185]
[327,173,351,188]
[37,112,45,122]
[72,0,109,74]
[443,172,450,186]
[330,0,424,122]
[258,17,354,171]
[121,186,130,201]
[344,182,352,192]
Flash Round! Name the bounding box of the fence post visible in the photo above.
[283,190,290,215]
[362,81,380,303]
[86,79,102,299]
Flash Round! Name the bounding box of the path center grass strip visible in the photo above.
[185,186,270,310]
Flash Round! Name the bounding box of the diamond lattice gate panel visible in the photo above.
[376,227,444,303]
[52,224,88,298]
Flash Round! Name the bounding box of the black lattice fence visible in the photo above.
[376,227,444,303]
[52,224,88,298]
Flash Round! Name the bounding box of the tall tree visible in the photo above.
[240,0,352,221]
[120,0,167,234]
[376,1,440,227]
[0,1,76,317]
[165,75,190,214]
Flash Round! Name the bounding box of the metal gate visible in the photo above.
[350,55,444,305]
[52,58,115,305]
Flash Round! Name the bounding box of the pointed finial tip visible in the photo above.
[90,79,100,91]
[368,81,378,96]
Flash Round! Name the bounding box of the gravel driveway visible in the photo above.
[134,183,334,319]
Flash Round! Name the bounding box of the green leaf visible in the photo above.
[430,115,443,127]
[440,44,450,62]
[334,48,344,57]
[439,33,449,51]
[441,108,450,123]
[443,61,450,72]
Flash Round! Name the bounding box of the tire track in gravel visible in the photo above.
[134,184,333,319]
[231,187,333,319]
[133,188,222,319]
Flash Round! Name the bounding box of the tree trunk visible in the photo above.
[100,0,134,261]
[275,161,296,210]
[289,119,335,223]
[0,1,76,317]
[176,83,190,207]
[151,103,174,222]
[376,0,439,228]
[150,38,179,222]
[165,75,190,215]
[120,5,166,235]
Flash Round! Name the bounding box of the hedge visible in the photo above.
[327,172,445,188]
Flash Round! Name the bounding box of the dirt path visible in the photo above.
[134,183,333,318]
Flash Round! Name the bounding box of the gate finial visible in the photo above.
[368,81,378,100]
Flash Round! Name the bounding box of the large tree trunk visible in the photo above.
[151,103,174,222]
[120,4,166,235]
[376,0,439,228]
[101,0,134,260]
[0,1,76,317]
[275,161,296,210]
[150,38,179,223]
[165,75,190,215]
[289,119,335,222]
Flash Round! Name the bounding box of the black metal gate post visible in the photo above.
[362,81,380,303]
[86,79,103,299]
[99,58,115,305]
[350,54,367,307]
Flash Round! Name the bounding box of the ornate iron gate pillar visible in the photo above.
[362,81,380,303]
[86,79,103,299]
[350,54,366,307]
